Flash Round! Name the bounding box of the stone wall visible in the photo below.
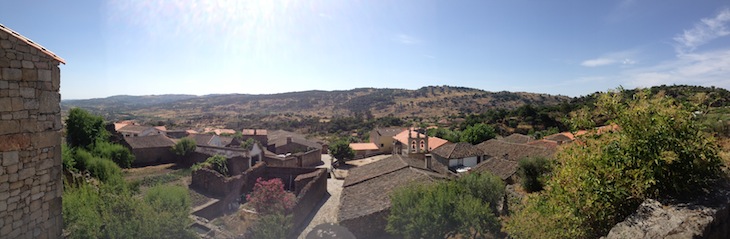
[298,148,321,167]
[0,28,63,238]
[130,147,176,166]
[603,184,730,239]
[190,168,245,197]
[290,168,327,231]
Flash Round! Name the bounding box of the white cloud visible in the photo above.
[581,50,638,67]
[624,48,730,89]
[581,58,617,67]
[394,34,421,45]
[673,8,730,54]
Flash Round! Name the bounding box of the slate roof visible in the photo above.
[371,127,406,138]
[473,156,519,180]
[430,142,483,159]
[476,139,555,161]
[268,130,322,150]
[186,134,216,147]
[544,133,574,143]
[500,133,534,144]
[117,125,153,134]
[124,135,174,149]
[0,24,65,63]
[339,155,446,222]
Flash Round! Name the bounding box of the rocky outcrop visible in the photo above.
[603,185,730,239]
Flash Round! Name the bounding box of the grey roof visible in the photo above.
[476,139,555,161]
[186,134,216,147]
[267,130,322,150]
[473,156,519,180]
[117,125,153,134]
[430,142,483,159]
[124,135,175,149]
[338,155,446,222]
[500,133,534,144]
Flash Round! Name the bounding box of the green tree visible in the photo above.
[459,123,496,144]
[517,156,551,193]
[92,141,135,168]
[505,90,723,239]
[171,138,196,157]
[329,139,354,165]
[387,172,504,239]
[65,108,108,149]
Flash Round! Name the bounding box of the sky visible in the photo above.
[2,0,730,100]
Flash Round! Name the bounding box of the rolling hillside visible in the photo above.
[62,85,570,128]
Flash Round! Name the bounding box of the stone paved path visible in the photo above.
[296,178,344,238]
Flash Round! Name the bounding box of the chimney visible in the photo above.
[425,154,432,170]
[286,136,292,144]
[253,129,257,135]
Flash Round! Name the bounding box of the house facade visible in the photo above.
[368,127,405,154]
[430,142,483,172]
[392,128,448,156]
[122,134,177,166]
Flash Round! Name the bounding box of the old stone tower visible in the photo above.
[0,24,64,238]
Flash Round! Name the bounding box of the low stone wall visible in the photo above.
[190,168,244,197]
[290,168,328,229]
[299,148,322,167]
[263,148,321,168]
[603,184,730,239]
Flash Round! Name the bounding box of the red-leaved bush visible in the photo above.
[246,177,296,215]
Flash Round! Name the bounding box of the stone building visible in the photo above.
[0,24,64,238]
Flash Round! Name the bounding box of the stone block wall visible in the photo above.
[0,29,63,238]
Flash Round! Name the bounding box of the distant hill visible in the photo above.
[62,85,728,132]
[61,86,570,127]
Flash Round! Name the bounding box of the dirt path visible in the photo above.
[296,178,344,238]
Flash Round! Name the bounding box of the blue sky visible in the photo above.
[2,0,729,99]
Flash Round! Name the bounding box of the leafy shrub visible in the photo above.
[250,213,293,239]
[517,156,551,193]
[387,172,504,239]
[63,182,195,239]
[92,141,135,168]
[171,138,196,157]
[62,144,77,173]
[73,149,123,183]
[192,155,229,176]
[505,90,723,238]
[246,177,296,215]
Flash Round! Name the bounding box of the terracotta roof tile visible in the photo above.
[349,142,379,151]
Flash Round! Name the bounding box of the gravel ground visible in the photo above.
[296,178,344,238]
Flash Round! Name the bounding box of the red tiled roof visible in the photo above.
[349,143,379,151]
[0,24,65,64]
[392,130,449,151]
